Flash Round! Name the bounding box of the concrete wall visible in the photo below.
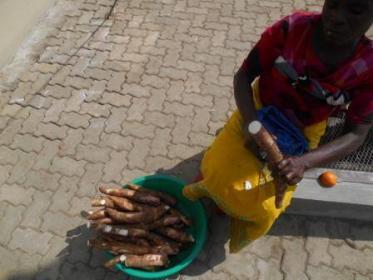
[0,0,55,68]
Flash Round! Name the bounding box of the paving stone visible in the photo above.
[127,63,145,84]
[59,128,84,156]
[67,196,91,216]
[0,116,10,130]
[148,89,166,111]
[13,250,43,277]
[164,48,180,67]
[167,81,185,102]
[77,163,104,197]
[186,74,204,95]
[0,146,19,165]
[50,176,80,213]
[42,85,72,99]
[50,156,86,177]
[9,83,32,103]
[109,44,127,60]
[25,169,61,192]
[100,133,133,151]
[19,70,39,82]
[122,83,151,97]
[168,144,203,159]
[194,52,221,65]
[104,107,128,133]
[211,97,231,122]
[103,150,127,183]
[329,242,373,275]
[306,265,355,280]
[80,102,111,118]
[0,204,25,245]
[65,76,92,89]
[127,138,151,169]
[64,89,87,112]
[0,165,11,186]
[349,224,373,250]
[0,184,34,206]
[192,108,211,133]
[60,262,106,280]
[103,60,131,72]
[0,119,23,145]
[145,156,180,173]
[29,94,53,109]
[105,270,129,280]
[44,98,66,123]
[177,60,205,72]
[85,67,112,81]
[122,121,155,139]
[100,91,132,107]
[9,228,53,255]
[248,235,284,261]
[85,80,107,102]
[0,245,21,279]
[0,104,23,117]
[212,246,258,279]
[11,134,44,152]
[146,55,163,74]
[189,132,215,147]
[33,140,60,170]
[36,122,68,140]
[36,235,68,280]
[141,74,169,89]
[172,116,193,144]
[282,238,309,280]
[21,190,52,229]
[159,66,188,80]
[82,117,106,145]
[208,120,225,136]
[121,97,147,122]
[144,111,175,128]
[257,258,283,280]
[58,111,91,128]
[305,221,332,266]
[107,72,126,91]
[41,211,82,236]
[75,144,110,163]
[164,101,194,117]
[7,151,36,184]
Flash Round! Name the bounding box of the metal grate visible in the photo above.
[319,113,373,172]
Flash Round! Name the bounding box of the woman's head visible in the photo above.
[321,0,373,45]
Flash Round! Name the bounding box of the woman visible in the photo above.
[183,0,373,253]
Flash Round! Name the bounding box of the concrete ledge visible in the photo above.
[0,0,56,68]
[288,168,373,222]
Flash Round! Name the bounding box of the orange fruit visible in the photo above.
[318,171,338,188]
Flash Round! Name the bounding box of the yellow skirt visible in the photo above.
[183,79,327,253]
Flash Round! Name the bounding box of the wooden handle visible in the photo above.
[248,121,283,163]
[248,121,285,209]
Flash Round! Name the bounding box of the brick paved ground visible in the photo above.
[0,0,373,279]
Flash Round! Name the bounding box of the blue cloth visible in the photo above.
[256,106,308,156]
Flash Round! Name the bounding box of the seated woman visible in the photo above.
[183,0,373,253]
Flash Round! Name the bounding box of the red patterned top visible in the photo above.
[242,12,373,127]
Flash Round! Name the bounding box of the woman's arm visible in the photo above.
[302,122,371,169]
[276,120,372,184]
[234,48,262,127]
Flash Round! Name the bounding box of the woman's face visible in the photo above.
[321,0,373,45]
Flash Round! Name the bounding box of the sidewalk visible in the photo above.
[0,0,372,279]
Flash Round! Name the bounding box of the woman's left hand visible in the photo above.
[272,156,308,185]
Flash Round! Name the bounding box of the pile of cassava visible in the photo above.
[86,184,194,270]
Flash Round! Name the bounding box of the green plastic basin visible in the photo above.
[112,174,208,280]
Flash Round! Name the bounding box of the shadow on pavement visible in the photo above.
[6,152,373,280]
